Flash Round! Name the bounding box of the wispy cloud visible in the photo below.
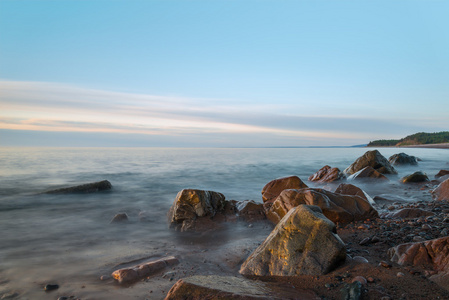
[1,80,446,146]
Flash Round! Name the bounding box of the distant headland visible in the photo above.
[367,131,449,148]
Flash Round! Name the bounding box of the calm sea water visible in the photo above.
[0,147,447,299]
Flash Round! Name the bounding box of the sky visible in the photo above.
[1,0,448,147]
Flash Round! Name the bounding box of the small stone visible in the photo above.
[352,276,367,286]
[44,284,59,291]
[397,272,405,278]
[388,206,395,211]
[352,256,369,264]
[422,224,432,231]
[359,237,371,245]
[367,276,375,283]
[413,236,425,242]
[325,283,334,288]
[379,261,392,268]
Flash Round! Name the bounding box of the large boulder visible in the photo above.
[239,205,346,276]
[261,176,308,205]
[167,189,229,232]
[308,165,345,183]
[400,171,429,183]
[344,150,397,175]
[347,166,389,181]
[266,188,378,225]
[334,183,375,205]
[432,178,449,201]
[44,180,112,194]
[164,275,315,300]
[388,153,418,166]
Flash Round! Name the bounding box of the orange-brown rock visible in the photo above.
[347,166,389,181]
[344,150,397,175]
[266,188,378,225]
[239,205,346,276]
[432,178,449,201]
[261,176,308,205]
[436,170,449,178]
[112,256,179,284]
[308,165,345,183]
[334,183,374,204]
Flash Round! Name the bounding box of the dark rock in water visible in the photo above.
[267,188,378,225]
[168,189,234,232]
[112,256,179,284]
[388,153,418,166]
[261,176,308,207]
[44,284,59,291]
[401,171,429,183]
[308,165,345,183]
[432,178,449,201]
[347,166,389,181]
[110,213,128,223]
[382,208,434,219]
[164,275,316,300]
[344,150,397,175]
[334,183,374,205]
[236,200,266,222]
[341,281,362,300]
[436,170,449,178]
[240,205,346,276]
[44,180,112,194]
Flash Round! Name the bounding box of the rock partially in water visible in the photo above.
[400,171,429,183]
[112,256,179,284]
[382,208,434,219]
[261,176,308,206]
[308,165,345,183]
[388,153,418,166]
[334,183,375,205]
[347,166,389,182]
[436,170,449,179]
[164,275,315,300]
[44,180,112,194]
[344,150,397,175]
[240,205,346,276]
[267,188,378,225]
[44,284,59,291]
[110,213,129,223]
[167,189,230,232]
[432,178,449,201]
[236,200,266,222]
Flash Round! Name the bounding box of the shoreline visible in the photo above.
[367,143,449,149]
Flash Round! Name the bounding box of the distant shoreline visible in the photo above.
[367,143,449,149]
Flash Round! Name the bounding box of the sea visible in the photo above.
[0,147,447,299]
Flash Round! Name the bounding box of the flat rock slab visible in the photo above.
[112,256,179,284]
[164,275,319,300]
[44,180,112,194]
[240,205,346,277]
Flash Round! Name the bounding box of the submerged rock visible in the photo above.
[388,153,418,166]
[267,188,378,225]
[334,183,375,205]
[400,171,430,183]
[164,275,313,300]
[240,205,346,276]
[308,165,345,183]
[347,166,389,181]
[261,176,308,206]
[112,256,179,284]
[44,180,112,194]
[110,213,129,223]
[344,150,397,175]
[432,178,449,201]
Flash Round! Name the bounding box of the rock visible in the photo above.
[236,200,266,222]
[335,183,375,205]
[388,153,418,166]
[436,170,449,178]
[44,284,59,291]
[344,150,397,175]
[164,275,315,299]
[341,281,362,300]
[261,176,308,205]
[400,171,430,183]
[110,213,128,223]
[347,166,389,182]
[44,180,112,194]
[382,208,434,219]
[432,178,449,201]
[112,256,179,284]
[352,276,367,286]
[308,165,345,183]
[167,189,229,232]
[266,188,378,225]
[239,205,346,276]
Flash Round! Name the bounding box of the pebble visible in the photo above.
[422,224,432,231]
[44,284,59,291]
[397,272,405,278]
[367,276,375,283]
[413,236,425,242]
[352,256,369,264]
[379,261,392,268]
[352,276,367,286]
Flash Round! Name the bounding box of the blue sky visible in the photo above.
[1,0,448,147]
